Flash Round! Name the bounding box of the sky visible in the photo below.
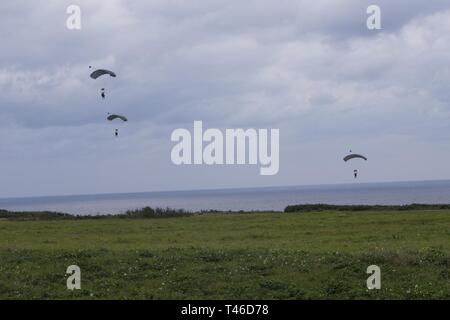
[2,0,450,198]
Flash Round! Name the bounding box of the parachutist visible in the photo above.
[344,152,366,180]
[108,115,127,138]
[91,69,115,100]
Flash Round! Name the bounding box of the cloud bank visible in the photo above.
[1,0,450,197]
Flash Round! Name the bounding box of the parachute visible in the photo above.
[107,114,128,122]
[90,69,116,79]
[343,154,367,162]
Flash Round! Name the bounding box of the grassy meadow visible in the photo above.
[0,207,449,299]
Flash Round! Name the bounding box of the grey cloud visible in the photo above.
[1,1,450,197]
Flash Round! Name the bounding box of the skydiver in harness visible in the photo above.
[354,169,358,179]
[101,88,105,99]
[115,129,118,137]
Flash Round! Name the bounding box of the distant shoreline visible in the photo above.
[3,203,450,220]
[3,180,450,215]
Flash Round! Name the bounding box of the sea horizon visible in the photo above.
[4,178,450,201]
[3,179,450,215]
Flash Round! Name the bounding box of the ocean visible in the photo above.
[2,180,450,215]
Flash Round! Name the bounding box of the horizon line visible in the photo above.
[1,178,450,201]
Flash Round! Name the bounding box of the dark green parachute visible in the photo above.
[90,69,116,79]
[343,154,367,162]
[107,114,128,122]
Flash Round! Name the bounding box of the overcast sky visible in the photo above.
[2,0,450,198]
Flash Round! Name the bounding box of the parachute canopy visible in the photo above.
[343,154,367,162]
[107,114,128,122]
[90,69,116,79]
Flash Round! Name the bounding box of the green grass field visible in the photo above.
[1,209,450,299]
